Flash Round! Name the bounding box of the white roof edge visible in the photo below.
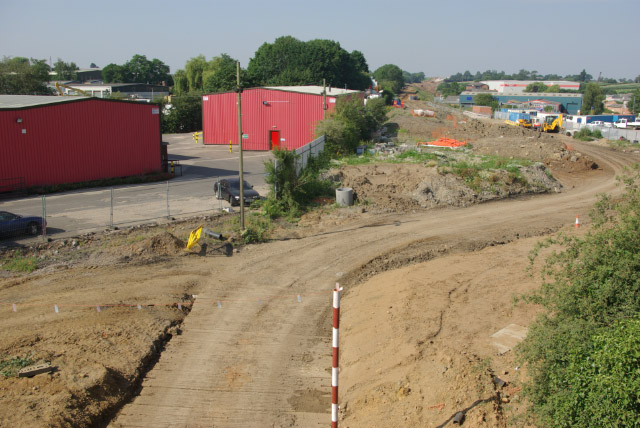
[264,85,360,96]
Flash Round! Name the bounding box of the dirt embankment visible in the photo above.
[326,162,560,214]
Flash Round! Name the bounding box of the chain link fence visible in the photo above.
[0,178,235,242]
[564,121,640,142]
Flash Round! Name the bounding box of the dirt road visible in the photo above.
[108,141,635,427]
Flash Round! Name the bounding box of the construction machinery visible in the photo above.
[55,82,90,96]
[541,114,563,133]
[517,118,532,129]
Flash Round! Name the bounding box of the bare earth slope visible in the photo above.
[106,141,634,427]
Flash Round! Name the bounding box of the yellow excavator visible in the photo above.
[55,82,90,96]
[541,114,563,133]
[517,118,532,129]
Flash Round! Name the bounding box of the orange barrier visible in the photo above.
[417,138,467,148]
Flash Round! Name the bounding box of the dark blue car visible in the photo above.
[0,211,45,237]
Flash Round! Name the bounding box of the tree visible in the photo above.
[184,54,208,92]
[437,81,465,97]
[247,36,370,90]
[53,58,78,80]
[126,54,170,84]
[628,89,640,115]
[545,84,560,93]
[0,56,52,95]
[582,82,605,114]
[102,55,170,85]
[524,82,548,92]
[315,96,387,157]
[350,50,369,74]
[403,71,425,84]
[578,68,591,82]
[102,63,128,83]
[159,94,202,133]
[172,70,189,95]
[474,93,499,111]
[635,75,640,84]
[373,64,404,93]
[202,54,242,93]
[90,63,98,68]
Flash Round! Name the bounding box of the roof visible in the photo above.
[263,86,360,96]
[0,95,88,109]
[461,91,582,98]
[0,95,156,110]
[63,83,169,89]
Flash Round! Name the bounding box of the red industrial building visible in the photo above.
[0,95,162,191]
[202,86,361,150]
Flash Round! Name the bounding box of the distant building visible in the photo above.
[465,82,490,91]
[480,80,580,94]
[53,83,169,101]
[203,86,361,151]
[76,68,103,82]
[459,91,583,114]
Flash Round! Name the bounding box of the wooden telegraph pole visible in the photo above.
[323,78,327,120]
[237,61,245,230]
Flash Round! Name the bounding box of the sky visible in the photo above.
[1,0,639,80]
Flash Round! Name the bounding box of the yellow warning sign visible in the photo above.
[186,225,203,249]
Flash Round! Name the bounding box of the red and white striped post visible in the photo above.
[332,283,341,428]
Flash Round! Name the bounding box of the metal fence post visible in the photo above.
[41,195,47,241]
[110,187,114,229]
[216,176,222,210]
[166,181,170,219]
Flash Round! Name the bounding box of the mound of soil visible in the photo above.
[131,232,186,257]
[330,162,560,213]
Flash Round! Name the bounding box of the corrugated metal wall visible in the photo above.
[0,99,161,188]
[202,88,338,151]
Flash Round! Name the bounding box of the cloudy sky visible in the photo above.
[1,0,638,80]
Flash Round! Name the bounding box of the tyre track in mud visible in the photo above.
[109,143,636,427]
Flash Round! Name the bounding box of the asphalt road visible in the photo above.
[0,134,273,244]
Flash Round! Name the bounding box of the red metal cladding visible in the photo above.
[0,99,161,188]
[202,88,341,151]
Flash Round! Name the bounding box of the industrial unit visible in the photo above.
[202,86,361,151]
[480,80,580,94]
[0,95,162,191]
[459,92,583,114]
[52,83,170,100]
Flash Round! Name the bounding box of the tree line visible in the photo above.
[0,56,84,95]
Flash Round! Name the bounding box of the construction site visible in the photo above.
[1,85,639,428]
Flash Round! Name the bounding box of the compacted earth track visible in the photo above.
[108,141,633,427]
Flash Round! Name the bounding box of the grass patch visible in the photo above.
[609,138,635,149]
[0,252,38,273]
[0,355,34,377]
[443,155,531,191]
[238,214,271,244]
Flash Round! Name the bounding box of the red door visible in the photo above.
[270,131,280,150]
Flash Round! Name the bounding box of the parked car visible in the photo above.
[213,178,260,206]
[0,211,45,237]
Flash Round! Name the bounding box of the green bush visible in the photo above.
[573,128,603,141]
[519,165,640,427]
[159,94,202,133]
[262,148,334,219]
[315,97,388,158]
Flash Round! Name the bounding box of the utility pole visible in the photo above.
[323,78,327,120]
[237,61,245,230]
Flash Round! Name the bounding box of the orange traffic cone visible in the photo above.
[575,215,580,228]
